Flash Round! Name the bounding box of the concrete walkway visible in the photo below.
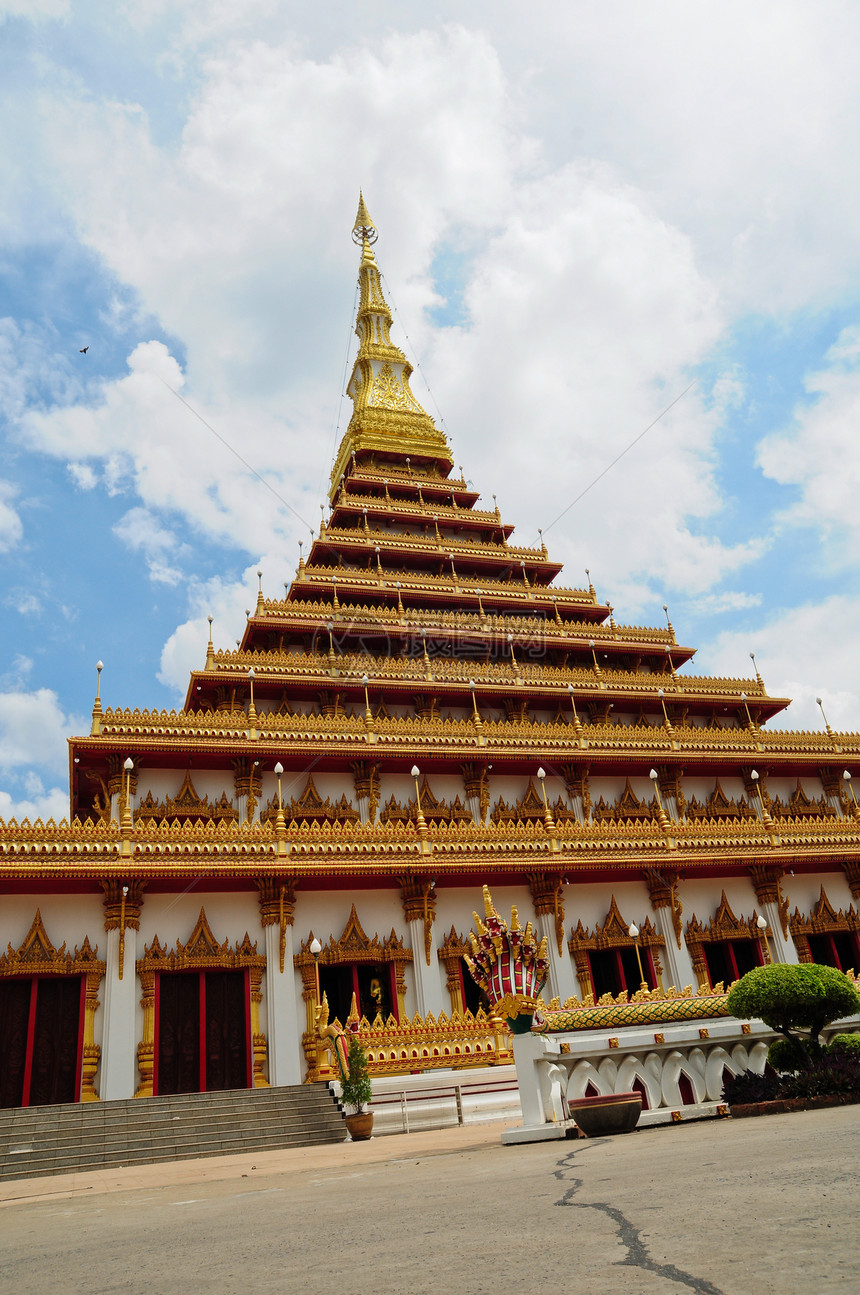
[1,1107,857,1294]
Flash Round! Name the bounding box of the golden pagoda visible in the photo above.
[2,198,860,1111]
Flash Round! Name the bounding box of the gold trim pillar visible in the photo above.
[400,876,443,1017]
[643,869,692,991]
[257,878,303,1086]
[528,873,578,1005]
[749,864,796,963]
[100,880,144,1100]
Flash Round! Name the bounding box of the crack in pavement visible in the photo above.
[553,1143,724,1295]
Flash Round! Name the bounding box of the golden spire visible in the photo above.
[329,196,453,496]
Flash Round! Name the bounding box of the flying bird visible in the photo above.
[79,346,88,354]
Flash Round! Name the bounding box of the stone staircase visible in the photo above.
[0,1085,346,1182]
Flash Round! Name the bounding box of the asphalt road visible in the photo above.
[1,1107,857,1295]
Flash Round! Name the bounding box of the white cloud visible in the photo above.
[0,0,68,17]
[68,463,98,490]
[114,505,187,585]
[700,594,860,732]
[757,328,860,559]
[688,591,763,616]
[0,481,23,552]
[158,551,301,694]
[17,31,764,619]
[0,687,82,776]
[0,786,70,824]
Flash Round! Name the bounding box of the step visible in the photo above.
[0,1083,345,1181]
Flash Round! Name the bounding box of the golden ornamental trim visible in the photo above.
[0,909,104,978]
[294,904,413,970]
[136,907,265,974]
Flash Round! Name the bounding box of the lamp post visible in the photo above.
[749,769,773,828]
[310,936,322,1006]
[817,696,835,738]
[657,687,673,731]
[468,679,483,730]
[756,913,771,964]
[628,922,647,989]
[843,770,860,818]
[567,683,583,736]
[122,756,134,825]
[589,639,602,677]
[536,766,557,834]
[649,768,671,831]
[326,620,336,665]
[411,765,428,836]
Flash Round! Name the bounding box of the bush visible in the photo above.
[721,1067,781,1105]
[340,1036,373,1114]
[767,1035,812,1073]
[727,964,860,1059]
[829,1032,860,1056]
[781,1052,860,1099]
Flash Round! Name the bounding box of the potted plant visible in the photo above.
[341,1035,374,1140]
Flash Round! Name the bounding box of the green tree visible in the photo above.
[727,964,860,1068]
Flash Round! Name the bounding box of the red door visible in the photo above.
[155,970,250,1095]
[0,976,84,1108]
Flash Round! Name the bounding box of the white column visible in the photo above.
[651,906,696,992]
[100,925,139,1101]
[407,918,445,1017]
[761,900,798,964]
[264,923,303,1086]
[534,911,578,1006]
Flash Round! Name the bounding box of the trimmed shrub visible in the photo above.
[727,964,860,1058]
[829,1032,860,1056]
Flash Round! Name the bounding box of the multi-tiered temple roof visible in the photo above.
[54,199,860,896]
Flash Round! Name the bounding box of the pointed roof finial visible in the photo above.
[352,192,378,246]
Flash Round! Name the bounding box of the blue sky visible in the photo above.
[4,1,860,820]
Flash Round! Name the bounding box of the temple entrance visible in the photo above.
[0,975,84,1108]
[318,961,397,1024]
[155,970,250,1096]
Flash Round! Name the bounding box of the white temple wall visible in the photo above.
[566,881,651,930]
[0,892,103,954]
[783,870,853,916]
[681,877,759,925]
[377,771,422,808]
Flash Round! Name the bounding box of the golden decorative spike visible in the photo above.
[352,192,377,245]
[330,202,452,497]
[510,905,521,933]
[482,885,495,920]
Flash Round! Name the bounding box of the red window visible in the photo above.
[587,947,656,1000]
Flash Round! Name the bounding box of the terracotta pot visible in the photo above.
[568,1091,642,1137]
[345,1111,374,1141]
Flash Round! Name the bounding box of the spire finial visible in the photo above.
[91,660,104,735]
[352,192,378,246]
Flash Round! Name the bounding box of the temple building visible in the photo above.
[3,197,860,1111]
